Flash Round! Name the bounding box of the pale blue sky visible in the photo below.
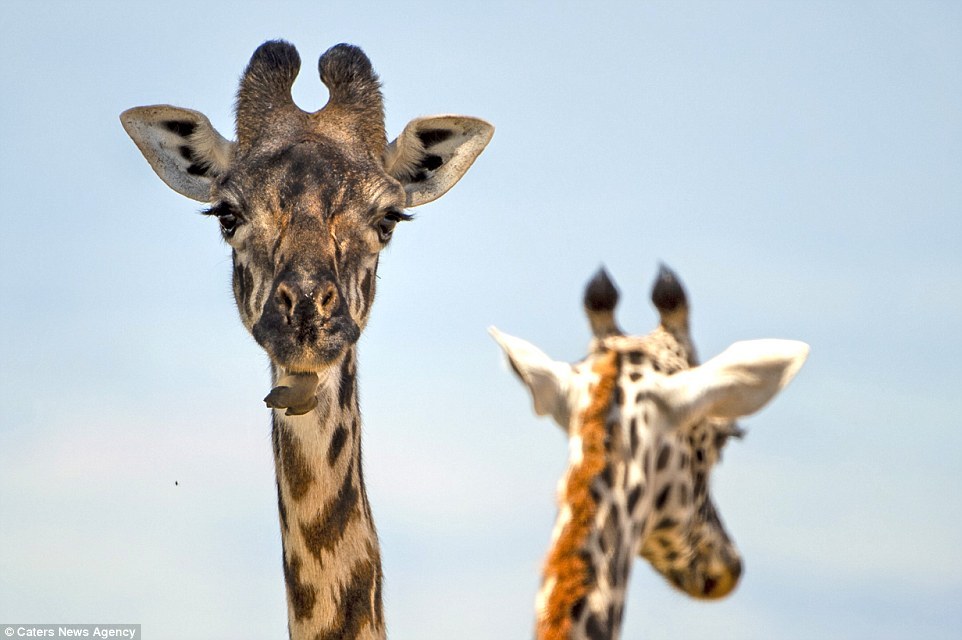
[1,2,960,639]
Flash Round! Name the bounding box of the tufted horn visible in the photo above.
[236,40,304,148]
[650,263,687,316]
[651,263,697,366]
[315,44,386,156]
[584,266,623,340]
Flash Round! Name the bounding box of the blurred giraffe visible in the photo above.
[491,266,808,639]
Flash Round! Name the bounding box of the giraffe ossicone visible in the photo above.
[491,265,808,640]
[122,40,492,640]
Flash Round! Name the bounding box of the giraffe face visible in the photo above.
[552,338,746,600]
[613,349,746,599]
[211,137,408,372]
[121,41,493,374]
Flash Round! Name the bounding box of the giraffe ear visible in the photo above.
[121,105,234,202]
[660,339,810,424]
[488,327,573,429]
[384,116,494,207]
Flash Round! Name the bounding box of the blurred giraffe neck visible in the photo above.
[537,350,636,640]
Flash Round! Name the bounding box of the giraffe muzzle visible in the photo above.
[253,272,360,370]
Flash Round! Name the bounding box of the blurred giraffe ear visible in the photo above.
[384,116,493,207]
[660,339,810,424]
[489,327,573,429]
[120,105,234,202]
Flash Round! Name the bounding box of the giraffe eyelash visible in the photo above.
[201,202,238,218]
[201,202,244,238]
[395,210,414,221]
[383,208,414,223]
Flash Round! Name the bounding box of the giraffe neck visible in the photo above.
[537,351,641,640]
[271,347,385,640]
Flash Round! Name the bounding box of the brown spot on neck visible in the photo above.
[283,551,317,622]
[278,420,314,501]
[300,458,362,561]
[539,350,620,640]
[314,541,383,640]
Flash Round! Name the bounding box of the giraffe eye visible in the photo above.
[203,202,243,239]
[218,212,239,236]
[376,209,412,243]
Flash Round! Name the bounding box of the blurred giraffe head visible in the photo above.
[492,267,808,639]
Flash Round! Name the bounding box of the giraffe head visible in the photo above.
[492,266,807,638]
[122,41,492,386]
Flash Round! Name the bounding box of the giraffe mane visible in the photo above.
[540,349,620,640]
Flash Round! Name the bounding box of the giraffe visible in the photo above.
[120,40,492,640]
[490,266,808,640]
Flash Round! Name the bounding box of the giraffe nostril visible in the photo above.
[274,283,296,323]
[702,575,718,596]
[317,283,337,316]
